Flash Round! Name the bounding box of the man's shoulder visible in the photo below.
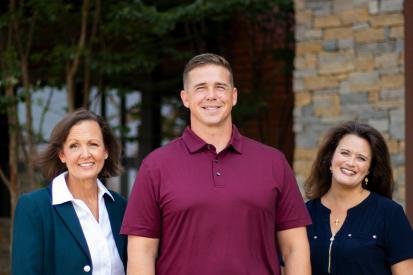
[143,136,185,163]
[240,135,285,158]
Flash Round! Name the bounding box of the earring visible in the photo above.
[364,177,368,186]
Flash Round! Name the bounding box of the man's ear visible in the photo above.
[232,87,238,106]
[180,90,190,108]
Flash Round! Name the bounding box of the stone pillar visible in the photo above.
[293,0,405,204]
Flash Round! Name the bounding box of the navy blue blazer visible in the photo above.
[12,184,127,275]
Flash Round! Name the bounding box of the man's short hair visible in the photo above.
[183,53,234,88]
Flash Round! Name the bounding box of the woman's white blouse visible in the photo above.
[52,172,125,275]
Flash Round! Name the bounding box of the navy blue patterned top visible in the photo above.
[306,193,413,275]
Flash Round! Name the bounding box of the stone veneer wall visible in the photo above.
[293,0,405,205]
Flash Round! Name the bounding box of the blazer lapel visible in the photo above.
[105,195,124,257]
[54,201,91,261]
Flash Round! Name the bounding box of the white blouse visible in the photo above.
[52,172,125,275]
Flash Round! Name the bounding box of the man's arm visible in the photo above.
[276,227,311,275]
[127,236,160,275]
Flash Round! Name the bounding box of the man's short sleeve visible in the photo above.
[274,154,311,231]
[120,160,161,238]
[385,203,413,265]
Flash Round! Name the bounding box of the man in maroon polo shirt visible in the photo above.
[121,53,311,275]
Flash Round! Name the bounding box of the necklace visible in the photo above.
[333,218,340,227]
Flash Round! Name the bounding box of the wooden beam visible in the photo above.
[404,0,413,225]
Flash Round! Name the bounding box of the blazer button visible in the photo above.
[83,265,91,272]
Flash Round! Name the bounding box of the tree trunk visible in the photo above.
[66,0,90,112]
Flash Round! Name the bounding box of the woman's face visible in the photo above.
[330,134,372,189]
[59,120,108,182]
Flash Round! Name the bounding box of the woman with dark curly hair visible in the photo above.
[12,109,127,275]
[305,121,413,275]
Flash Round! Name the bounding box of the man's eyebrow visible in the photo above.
[193,82,207,88]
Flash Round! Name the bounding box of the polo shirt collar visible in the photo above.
[52,171,114,205]
[182,125,243,154]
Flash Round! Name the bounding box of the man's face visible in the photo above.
[180,64,237,130]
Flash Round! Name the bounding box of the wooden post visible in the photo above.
[404,0,413,226]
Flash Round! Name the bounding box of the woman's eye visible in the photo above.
[69,144,78,149]
[340,151,349,156]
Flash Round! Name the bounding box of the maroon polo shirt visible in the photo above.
[121,126,311,275]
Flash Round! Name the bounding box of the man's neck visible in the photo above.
[190,122,233,153]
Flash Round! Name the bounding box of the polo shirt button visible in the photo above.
[83,265,91,272]
[348,234,352,237]
[313,236,318,239]
[373,235,377,239]
[216,172,221,176]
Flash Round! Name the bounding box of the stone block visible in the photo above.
[293,123,303,133]
[391,153,405,166]
[368,89,380,103]
[294,160,313,178]
[304,54,318,69]
[294,69,318,78]
[380,88,404,100]
[349,71,380,91]
[368,118,389,131]
[320,113,357,123]
[387,139,400,154]
[396,39,404,52]
[355,54,375,70]
[355,28,384,43]
[305,29,323,39]
[338,39,354,50]
[339,81,351,94]
[390,108,404,123]
[319,53,355,75]
[325,27,353,40]
[340,8,369,25]
[341,92,369,105]
[313,94,341,116]
[296,41,323,55]
[380,74,404,89]
[380,0,403,13]
[352,23,370,31]
[369,14,403,27]
[341,104,372,117]
[368,0,379,14]
[314,15,341,28]
[358,108,387,119]
[295,91,312,106]
[295,0,305,10]
[316,88,340,94]
[304,76,339,90]
[334,0,356,13]
[293,78,305,92]
[294,57,306,69]
[379,67,402,75]
[323,40,338,52]
[294,148,319,161]
[295,25,308,42]
[296,132,321,148]
[390,26,404,39]
[374,99,403,109]
[374,52,399,68]
[296,10,313,25]
[357,41,396,54]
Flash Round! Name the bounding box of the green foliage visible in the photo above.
[0,0,294,141]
